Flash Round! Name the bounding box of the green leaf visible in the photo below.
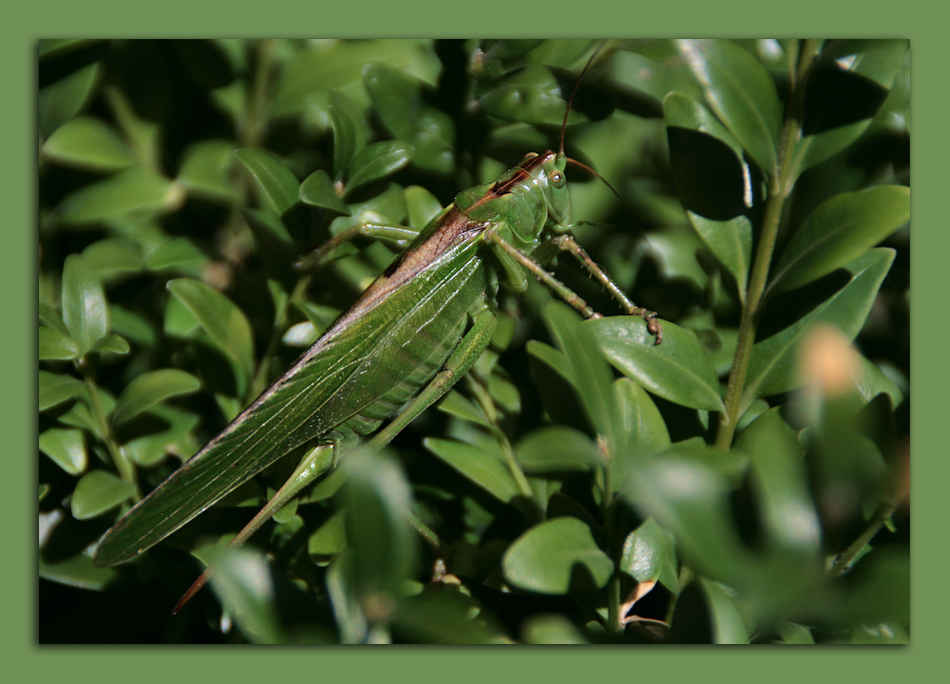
[90,333,130,356]
[362,63,454,174]
[700,577,751,644]
[675,39,782,174]
[39,546,118,591]
[424,438,519,504]
[145,237,209,273]
[502,517,614,594]
[81,238,144,281]
[307,509,347,557]
[166,278,255,393]
[61,254,108,356]
[544,302,619,446]
[39,326,79,360]
[479,65,583,127]
[770,186,909,295]
[798,40,908,172]
[521,614,589,644]
[39,61,101,137]
[112,369,202,425]
[122,403,200,467]
[234,148,299,216]
[38,370,84,411]
[42,116,135,172]
[208,547,285,644]
[591,317,725,413]
[734,409,821,557]
[55,167,180,226]
[741,248,895,413]
[515,426,603,473]
[404,185,443,231]
[299,169,350,214]
[177,139,239,204]
[70,470,136,520]
[39,428,88,475]
[625,443,755,586]
[328,102,359,178]
[688,213,752,302]
[342,450,417,602]
[345,140,413,195]
[620,517,679,592]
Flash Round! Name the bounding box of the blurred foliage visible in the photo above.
[38,39,909,644]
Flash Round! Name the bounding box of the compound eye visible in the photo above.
[549,170,565,186]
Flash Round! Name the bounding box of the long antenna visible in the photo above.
[559,40,609,156]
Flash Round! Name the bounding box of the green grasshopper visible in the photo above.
[93,45,662,604]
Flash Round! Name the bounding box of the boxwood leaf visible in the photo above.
[502,517,614,594]
[770,186,909,295]
[39,370,84,411]
[71,470,136,520]
[234,148,299,216]
[345,140,413,195]
[675,39,782,175]
[299,168,350,214]
[590,317,725,413]
[39,428,88,475]
[39,326,79,360]
[112,368,202,425]
[42,116,135,172]
[424,437,519,504]
[166,278,254,393]
[61,254,108,356]
[741,248,895,413]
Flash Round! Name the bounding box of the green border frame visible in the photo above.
[13,0,931,679]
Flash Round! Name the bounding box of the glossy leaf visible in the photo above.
[363,63,454,174]
[299,169,350,214]
[700,577,750,644]
[90,334,130,356]
[328,102,359,178]
[625,443,755,585]
[479,65,583,127]
[515,426,603,473]
[38,370,84,411]
[61,254,108,356]
[503,517,614,594]
[424,438,519,504]
[770,186,909,295]
[611,378,671,492]
[798,40,908,172]
[70,470,136,520]
[741,249,895,413]
[735,409,821,557]
[345,140,413,195]
[122,403,200,467]
[81,238,143,281]
[177,139,239,204]
[39,428,88,475]
[38,61,101,137]
[341,450,417,602]
[208,548,284,644]
[591,317,725,413]
[42,116,134,172]
[689,213,752,302]
[675,39,782,174]
[145,237,209,273]
[55,167,179,226]
[166,278,255,393]
[39,326,79,361]
[112,369,202,426]
[234,148,299,216]
[620,517,678,591]
[544,302,618,446]
[521,615,588,644]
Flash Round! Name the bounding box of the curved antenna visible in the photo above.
[559,40,609,156]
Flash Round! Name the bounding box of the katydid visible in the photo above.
[92,45,662,606]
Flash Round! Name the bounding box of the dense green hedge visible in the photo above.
[39,39,909,643]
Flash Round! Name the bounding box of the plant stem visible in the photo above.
[829,496,902,577]
[79,363,139,498]
[716,43,814,448]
